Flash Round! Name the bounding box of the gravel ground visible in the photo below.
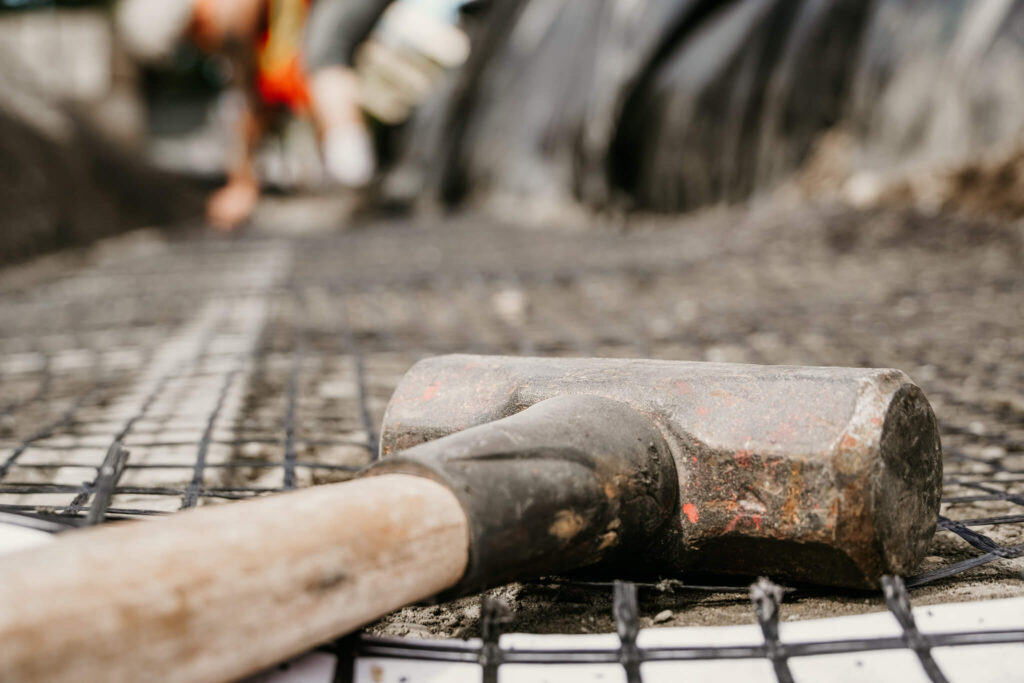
[0,196,1021,638]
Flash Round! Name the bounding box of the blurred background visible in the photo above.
[1,0,1022,259]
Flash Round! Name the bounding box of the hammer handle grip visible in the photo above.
[0,474,469,683]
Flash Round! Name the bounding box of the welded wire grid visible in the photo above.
[0,207,1022,680]
[323,576,1024,683]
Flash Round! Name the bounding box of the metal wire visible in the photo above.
[1,219,1021,560]
[324,576,1024,681]
[0,211,1020,679]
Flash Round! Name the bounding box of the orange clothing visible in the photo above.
[256,0,312,111]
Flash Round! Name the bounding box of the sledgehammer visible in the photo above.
[0,355,942,682]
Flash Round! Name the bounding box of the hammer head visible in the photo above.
[379,355,942,589]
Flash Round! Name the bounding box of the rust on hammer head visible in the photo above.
[378,355,943,589]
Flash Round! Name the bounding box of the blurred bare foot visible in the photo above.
[207,178,259,231]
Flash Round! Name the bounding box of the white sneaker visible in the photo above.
[323,124,376,188]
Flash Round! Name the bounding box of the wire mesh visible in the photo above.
[0,206,1021,678]
[300,575,1023,682]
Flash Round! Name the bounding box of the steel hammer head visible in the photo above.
[375,355,942,589]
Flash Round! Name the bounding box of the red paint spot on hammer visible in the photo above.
[420,381,440,401]
[682,503,699,524]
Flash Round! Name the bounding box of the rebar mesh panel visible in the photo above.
[0,206,1021,598]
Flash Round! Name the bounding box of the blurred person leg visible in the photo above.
[119,0,279,231]
[206,96,265,231]
[304,0,395,187]
[119,0,391,227]
[192,0,274,230]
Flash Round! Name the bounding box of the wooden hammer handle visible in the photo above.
[0,474,469,683]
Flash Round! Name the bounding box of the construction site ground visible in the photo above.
[1,195,1021,637]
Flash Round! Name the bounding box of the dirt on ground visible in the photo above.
[0,185,1021,640]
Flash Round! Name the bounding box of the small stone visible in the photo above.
[492,287,528,324]
[319,380,356,400]
[675,299,698,323]
[844,172,883,207]
[653,609,673,624]
[981,445,1006,459]
[0,414,15,436]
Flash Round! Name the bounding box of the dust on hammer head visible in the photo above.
[368,355,943,591]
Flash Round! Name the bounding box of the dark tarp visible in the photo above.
[382,0,1024,214]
